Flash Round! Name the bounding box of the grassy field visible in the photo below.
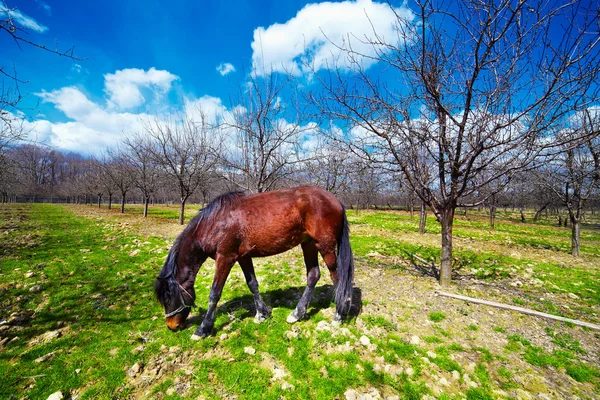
[1,203,599,399]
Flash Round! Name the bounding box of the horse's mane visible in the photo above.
[154,191,245,306]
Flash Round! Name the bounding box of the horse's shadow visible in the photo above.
[185,284,362,332]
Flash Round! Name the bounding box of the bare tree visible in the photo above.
[220,71,313,193]
[103,151,135,213]
[145,113,218,225]
[302,135,352,194]
[122,133,162,217]
[312,0,600,285]
[542,111,600,256]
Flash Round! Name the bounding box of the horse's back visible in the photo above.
[236,186,343,256]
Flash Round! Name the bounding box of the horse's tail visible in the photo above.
[335,205,354,317]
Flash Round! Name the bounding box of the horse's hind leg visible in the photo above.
[239,257,271,322]
[192,255,234,340]
[320,250,343,324]
[287,241,320,324]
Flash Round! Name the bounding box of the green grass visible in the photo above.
[349,209,600,321]
[2,204,599,399]
[428,312,446,322]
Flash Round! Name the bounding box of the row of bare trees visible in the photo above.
[2,0,599,286]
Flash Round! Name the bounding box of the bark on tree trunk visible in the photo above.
[439,208,454,287]
[419,202,427,234]
[120,196,125,213]
[519,208,526,223]
[97,195,102,208]
[489,205,496,230]
[489,194,496,229]
[179,198,186,225]
[534,202,550,222]
[108,194,112,210]
[571,219,580,257]
[144,197,149,218]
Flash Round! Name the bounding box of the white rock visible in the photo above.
[345,389,358,400]
[47,391,64,400]
[451,370,460,381]
[219,333,228,341]
[426,351,437,359]
[42,330,62,343]
[359,335,371,346]
[316,321,331,331]
[439,377,449,386]
[244,346,256,355]
[131,362,142,374]
[410,335,420,345]
[405,367,414,376]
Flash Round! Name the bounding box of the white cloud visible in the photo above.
[0,5,48,32]
[251,0,414,76]
[104,67,179,110]
[35,0,51,15]
[32,86,153,154]
[216,63,236,76]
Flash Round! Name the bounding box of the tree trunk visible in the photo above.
[179,198,186,225]
[533,202,550,222]
[108,194,112,210]
[121,195,126,213]
[144,197,149,218]
[571,219,580,257]
[489,205,496,230]
[97,194,102,208]
[519,208,526,223]
[419,202,427,234]
[439,207,455,287]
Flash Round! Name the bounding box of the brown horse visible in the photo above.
[154,186,355,339]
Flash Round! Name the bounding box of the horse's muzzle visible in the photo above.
[166,317,182,331]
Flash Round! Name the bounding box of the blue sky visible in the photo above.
[3,0,308,114]
[2,0,596,154]
[2,0,417,153]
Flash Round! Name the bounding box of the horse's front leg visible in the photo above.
[239,257,271,322]
[191,255,234,340]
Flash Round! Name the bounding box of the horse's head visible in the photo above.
[154,276,195,331]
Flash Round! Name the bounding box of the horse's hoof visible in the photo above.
[254,313,269,323]
[332,313,343,326]
[192,326,211,339]
[286,312,301,324]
